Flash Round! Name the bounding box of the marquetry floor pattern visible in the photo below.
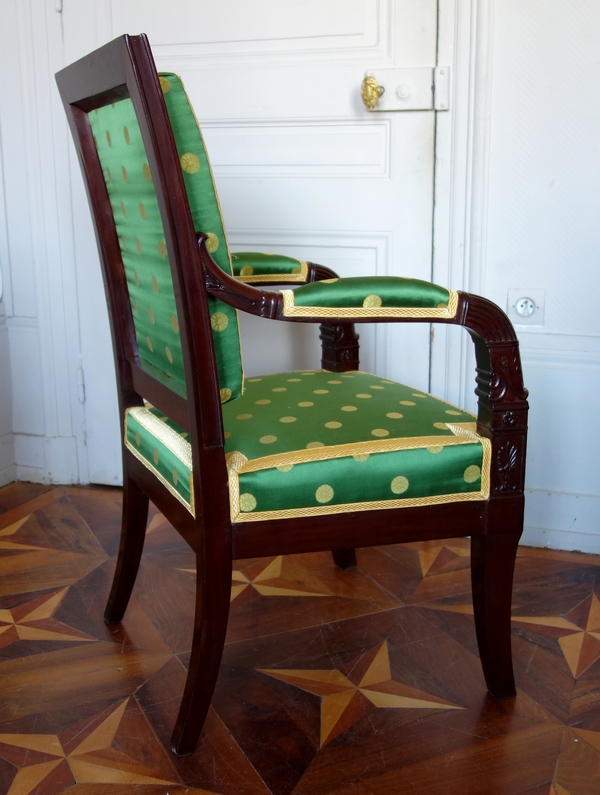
[0,483,599,795]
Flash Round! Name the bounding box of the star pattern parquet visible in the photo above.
[1,483,599,795]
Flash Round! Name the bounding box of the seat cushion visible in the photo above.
[125,371,489,521]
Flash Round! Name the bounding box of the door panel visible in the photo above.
[63,0,438,484]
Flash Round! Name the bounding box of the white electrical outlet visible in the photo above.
[507,288,545,326]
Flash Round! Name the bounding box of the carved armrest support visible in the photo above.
[457,292,529,497]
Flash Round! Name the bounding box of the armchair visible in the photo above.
[56,34,528,757]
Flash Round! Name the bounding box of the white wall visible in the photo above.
[0,0,598,553]
[484,1,600,552]
[0,0,85,484]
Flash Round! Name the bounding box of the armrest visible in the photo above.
[280,276,458,320]
[231,251,340,287]
[200,235,528,489]
[231,252,308,283]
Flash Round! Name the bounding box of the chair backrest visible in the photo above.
[61,41,243,415]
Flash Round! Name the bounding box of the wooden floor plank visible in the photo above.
[0,482,599,795]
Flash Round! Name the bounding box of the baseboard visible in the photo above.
[13,433,80,485]
[0,463,16,488]
[521,525,600,556]
[523,488,600,553]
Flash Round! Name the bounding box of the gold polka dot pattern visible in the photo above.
[464,465,481,483]
[391,476,409,494]
[206,232,219,253]
[211,312,229,332]
[180,152,200,173]
[315,485,334,503]
[240,493,257,512]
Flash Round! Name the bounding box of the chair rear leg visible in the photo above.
[104,474,149,624]
[170,550,232,756]
[332,548,357,570]
[470,528,521,699]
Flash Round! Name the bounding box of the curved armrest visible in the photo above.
[280,276,458,320]
[231,252,308,283]
[231,251,340,287]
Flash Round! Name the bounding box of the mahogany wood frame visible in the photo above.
[56,34,528,757]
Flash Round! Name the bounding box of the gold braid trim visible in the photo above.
[125,440,195,517]
[231,489,488,524]
[226,430,483,475]
[235,260,308,284]
[280,288,459,319]
[446,424,491,498]
[126,407,192,468]
[124,407,195,517]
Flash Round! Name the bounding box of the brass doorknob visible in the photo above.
[361,74,384,110]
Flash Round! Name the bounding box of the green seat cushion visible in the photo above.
[232,252,308,283]
[88,73,243,404]
[281,277,458,319]
[125,371,489,521]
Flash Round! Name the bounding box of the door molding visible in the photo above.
[432,0,495,412]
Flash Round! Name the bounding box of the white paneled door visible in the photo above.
[63,0,440,484]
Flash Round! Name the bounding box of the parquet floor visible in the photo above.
[1,483,599,795]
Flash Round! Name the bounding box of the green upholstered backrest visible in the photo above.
[88,74,243,404]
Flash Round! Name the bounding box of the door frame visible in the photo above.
[431,0,495,413]
[1,0,494,485]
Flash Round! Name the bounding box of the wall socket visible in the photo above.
[507,288,545,326]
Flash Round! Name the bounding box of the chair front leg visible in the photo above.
[170,546,232,756]
[332,548,357,570]
[104,470,149,624]
[470,497,523,699]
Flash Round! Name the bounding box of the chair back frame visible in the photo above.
[56,35,231,547]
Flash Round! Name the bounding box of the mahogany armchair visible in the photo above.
[56,34,528,757]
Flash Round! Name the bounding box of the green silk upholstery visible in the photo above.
[88,74,243,404]
[281,276,458,319]
[125,371,489,520]
[90,72,484,524]
[231,252,308,283]
[125,406,193,513]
